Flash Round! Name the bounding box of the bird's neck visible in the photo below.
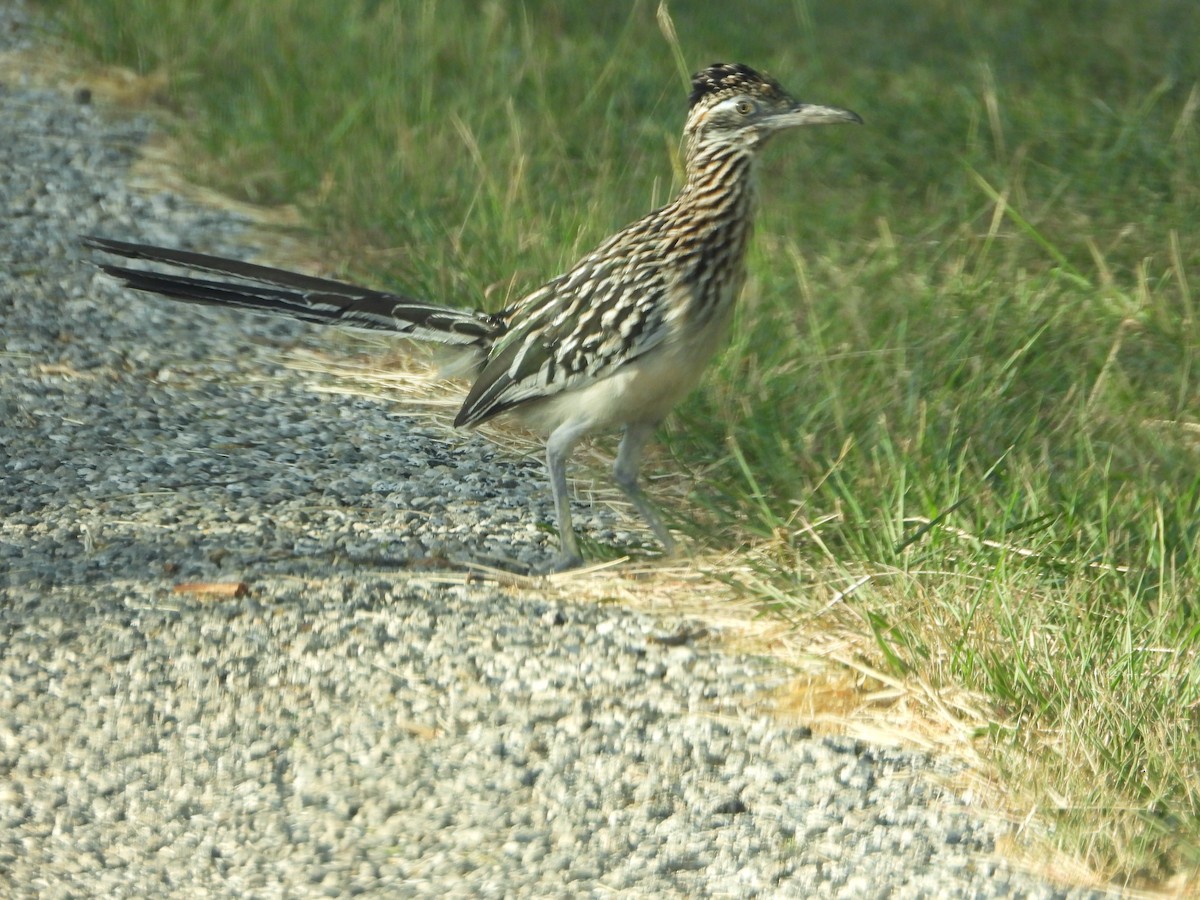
[667,143,758,326]
[679,142,758,226]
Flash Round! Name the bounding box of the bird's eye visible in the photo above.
[735,99,754,115]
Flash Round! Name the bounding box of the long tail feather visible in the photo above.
[84,236,498,346]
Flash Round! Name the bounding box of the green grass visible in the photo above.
[38,0,1200,885]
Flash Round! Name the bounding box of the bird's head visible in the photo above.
[684,63,861,154]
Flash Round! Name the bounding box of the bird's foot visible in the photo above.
[539,551,586,575]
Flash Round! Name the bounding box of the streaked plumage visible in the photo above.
[86,62,861,571]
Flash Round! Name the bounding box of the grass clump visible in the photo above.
[39,0,1200,886]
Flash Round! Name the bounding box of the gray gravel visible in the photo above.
[0,4,1118,897]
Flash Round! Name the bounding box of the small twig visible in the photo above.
[894,496,970,553]
[909,518,1131,575]
[818,574,872,613]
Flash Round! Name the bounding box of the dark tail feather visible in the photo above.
[84,236,498,346]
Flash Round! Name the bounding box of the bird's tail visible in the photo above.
[83,236,498,347]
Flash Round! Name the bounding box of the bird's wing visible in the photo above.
[453,244,679,428]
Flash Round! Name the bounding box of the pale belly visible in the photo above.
[515,301,735,435]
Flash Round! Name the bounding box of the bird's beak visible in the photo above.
[771,102,863,128]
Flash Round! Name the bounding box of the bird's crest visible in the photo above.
[688,63,790,109]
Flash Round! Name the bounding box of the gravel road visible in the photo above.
[0,4,1117,897]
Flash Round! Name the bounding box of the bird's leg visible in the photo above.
[614,422,676,558]
[544,419,592,572]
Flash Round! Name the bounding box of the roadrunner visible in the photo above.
[86,63,861,571]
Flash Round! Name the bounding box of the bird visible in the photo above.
[85,62,861,573]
